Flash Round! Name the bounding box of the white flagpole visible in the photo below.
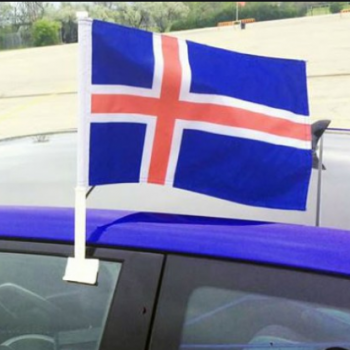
[74,186,87,260]
[63,12,99,285]
[236,2,239,22]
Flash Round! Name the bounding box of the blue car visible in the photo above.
[1,205,350,350]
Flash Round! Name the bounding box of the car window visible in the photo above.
[151,255,350,350]
[183,287,350,349]
[0,252,121,350]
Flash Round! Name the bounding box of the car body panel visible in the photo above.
[1,206,350,277]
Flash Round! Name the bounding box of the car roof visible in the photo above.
[1,206,350,277]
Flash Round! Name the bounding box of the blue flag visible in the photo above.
[82,20,312,210]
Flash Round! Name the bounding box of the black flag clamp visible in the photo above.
[311,120,331,170]
[313,119,331,227]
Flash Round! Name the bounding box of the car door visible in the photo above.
[0,239,164,350]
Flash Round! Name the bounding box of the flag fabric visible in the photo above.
[238,2,246,6]
[80,19,312,210]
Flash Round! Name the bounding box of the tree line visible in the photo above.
[0,2,349,49]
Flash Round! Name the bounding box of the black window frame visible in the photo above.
[0,239,164,350]
[150,254,350,350]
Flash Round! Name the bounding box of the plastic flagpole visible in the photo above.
[63,12,99,285]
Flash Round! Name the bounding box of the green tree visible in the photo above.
[0,2,12,28]
[89,4,115,22]
[93,2,117,10]
[45,3,77,43]
[171,2,312,31]
[150,2,189,32]
[115,2,154,29]
[15,2,46,26]
[329,2,344,13]
[45,3,106,44]
[46,3,87,43]
[32,19,60,46]
[93,2,189,32]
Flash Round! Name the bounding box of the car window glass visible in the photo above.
[182,286,350,349]
[0,252,121,350]
[150,256,350,350]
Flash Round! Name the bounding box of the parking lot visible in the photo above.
[0,14,349,140]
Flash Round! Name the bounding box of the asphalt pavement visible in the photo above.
[0,14,350,139]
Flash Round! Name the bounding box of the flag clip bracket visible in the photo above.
[63,257,99,285]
